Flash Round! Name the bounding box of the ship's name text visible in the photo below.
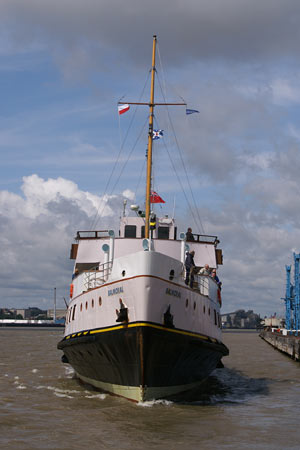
[165,288,181,298]
[108,286,124,296]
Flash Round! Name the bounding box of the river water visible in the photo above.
[1,328,300,449]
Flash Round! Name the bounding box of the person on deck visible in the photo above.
[186,227,195,242]
[211,269,222,289]
[185,250,195,287]
[211,269,220,283]
[199,264,211,275]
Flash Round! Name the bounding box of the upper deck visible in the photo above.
[70,216,222,277]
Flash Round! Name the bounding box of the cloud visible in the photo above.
[1,0,300,72]
[0,175,134,308]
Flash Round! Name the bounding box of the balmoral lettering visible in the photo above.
[108,286,124,296]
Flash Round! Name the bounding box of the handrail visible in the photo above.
[83,261,112,290]
[76,230,110,240]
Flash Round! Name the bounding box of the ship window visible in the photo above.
[186,298,188,307]
[122,270,126,277]
[208,308,211,316]
[174,227,177,240]
[99,297,102,306]
[124,225,136,238]
[157,226,169,240]
[80,303,82,312]
[72,305,76,320]
[169,269,174,280]
[193,301,196,310]
[68,307,72,323]
[92,299,94,308]
[203,305,206,314]
[141,226,145,238]
[214,309,217,325]
[85,301,88,310]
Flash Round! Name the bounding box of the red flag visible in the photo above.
[150,191,165,203]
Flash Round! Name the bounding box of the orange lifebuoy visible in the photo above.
[217,289,222,306]
[70,283,74,298]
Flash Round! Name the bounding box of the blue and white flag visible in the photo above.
[152,129,164,140]
[186,109,199,115]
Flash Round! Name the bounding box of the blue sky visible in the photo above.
[2,0,300,316]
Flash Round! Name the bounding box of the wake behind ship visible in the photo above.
[57,36,229,402]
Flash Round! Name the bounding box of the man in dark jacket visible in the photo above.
[186,227,195,241]
[185,250,195,287]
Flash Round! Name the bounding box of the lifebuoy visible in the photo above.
[70,283,74,298]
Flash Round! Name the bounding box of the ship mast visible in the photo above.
[145,35,157,238]
[118,35,186,239]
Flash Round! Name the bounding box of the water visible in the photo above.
[1,328,300,449]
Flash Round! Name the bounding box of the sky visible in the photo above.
[1,0,300,316]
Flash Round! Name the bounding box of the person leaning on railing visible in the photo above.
[199,264,211,275]
[211,269,222,289]
[186,227,195,242]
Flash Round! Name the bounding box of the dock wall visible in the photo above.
[260,330,300,361]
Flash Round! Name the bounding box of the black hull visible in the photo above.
[58,322,228,401]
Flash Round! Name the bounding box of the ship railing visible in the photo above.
[83,261,113,290]
[191,274,219,300]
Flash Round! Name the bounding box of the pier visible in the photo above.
[260,252,300,361]
[260,330,300,361]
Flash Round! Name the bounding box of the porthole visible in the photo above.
[80,303,82,312]
[122,270,126,277]
[99,296,102,306]
[85,301,88,310]
[169,269,175,280]
[208,308,211,316]
[203,305,206,314]
[193,301,196,310]
[186,298,188,307]
[92,299,94,308]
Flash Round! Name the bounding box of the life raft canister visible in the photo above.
[70,283,74,298]
[217,289,222,306]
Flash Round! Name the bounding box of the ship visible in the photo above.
[57,36,229,402]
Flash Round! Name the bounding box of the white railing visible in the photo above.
[186,273,219,300]
[83,261,113,291]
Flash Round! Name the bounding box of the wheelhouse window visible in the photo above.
[141,226,145,239]
[157,226,169,240]
[124,225,137,238]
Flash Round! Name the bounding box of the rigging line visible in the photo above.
[157,44,187,106]
[89,71,151,230]
[134,157,146,201]
[156,73,206,234]
[161,135,199,229]
[153,113,199,227]
[93,116,149,229]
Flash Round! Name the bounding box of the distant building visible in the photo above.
[47,309,67,320]
[262,317,284,328]
[221,309,261,329]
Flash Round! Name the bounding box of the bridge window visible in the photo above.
[124,225,137,238]
[141,226,145,238]
[158,226,169,240]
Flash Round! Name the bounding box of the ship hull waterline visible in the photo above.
[58,322,229,402]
